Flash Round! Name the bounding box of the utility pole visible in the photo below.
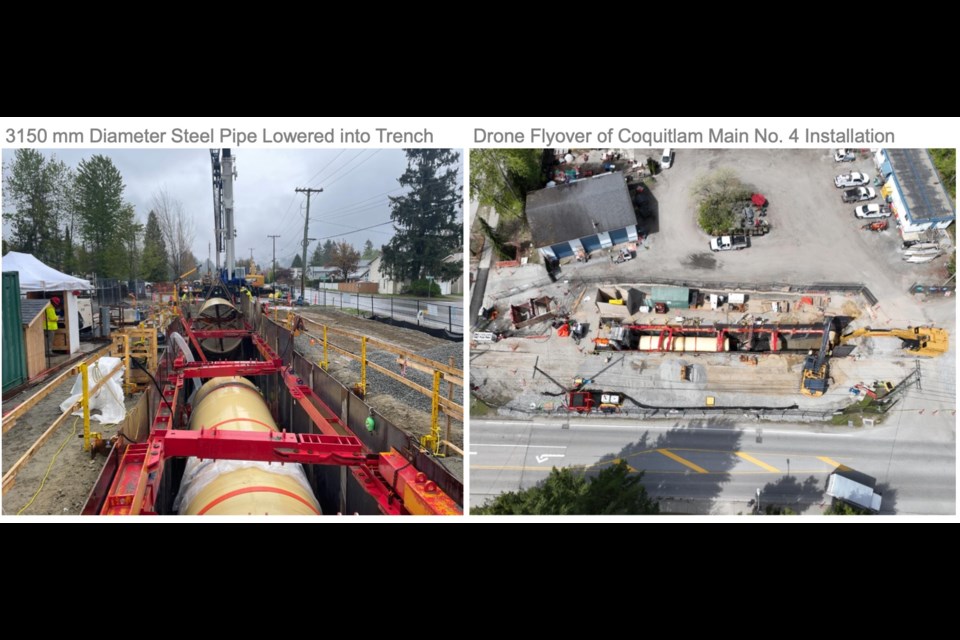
[295,187,323,300]
[267,234,280,284]
[249,248,255,274]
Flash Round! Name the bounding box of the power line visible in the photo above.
[304,149,346,186]
[323,149,383,188]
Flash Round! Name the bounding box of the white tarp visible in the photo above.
[0,251,93,291]
[59,357,126,425]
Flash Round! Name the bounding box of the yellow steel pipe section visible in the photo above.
[196,298,243,355]
[178,376,321,516]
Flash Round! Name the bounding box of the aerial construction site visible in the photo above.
[3,148,464,516]
[470,148,955,514]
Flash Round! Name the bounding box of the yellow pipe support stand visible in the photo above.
[420,370,444,455]
[360,336,367,395]
[80,364,91,452]
[321,325,329,371]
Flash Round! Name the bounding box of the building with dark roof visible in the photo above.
[874,149,955,233]
[526,172,640,260]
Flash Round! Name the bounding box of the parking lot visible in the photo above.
[623,149,951,326]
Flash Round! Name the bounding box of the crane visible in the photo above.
[802,322,948,397]
[800,318,836,397]
[838,326,949,357]
[210,148,240,286]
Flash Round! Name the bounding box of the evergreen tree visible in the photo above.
[2,149,74,267]
[380,149,462,284]
[74,154,129,277]
[62,227,76,274]
[309,239,335,266]
[290,254,304,269]
[362,238,380,260]
[474,461,659,515]
[141,210,169,281]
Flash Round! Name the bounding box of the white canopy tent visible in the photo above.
[2,252,93,355]
[1,252,93,291]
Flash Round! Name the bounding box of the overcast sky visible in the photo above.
[2,148,462,271]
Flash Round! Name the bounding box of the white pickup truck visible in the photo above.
[709,234,749,251]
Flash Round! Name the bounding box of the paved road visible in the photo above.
[470,412,955,515]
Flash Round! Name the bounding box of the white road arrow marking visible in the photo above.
[535,454,565,464]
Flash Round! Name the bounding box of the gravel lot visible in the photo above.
[294,309,464,454]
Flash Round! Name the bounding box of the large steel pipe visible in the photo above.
[176,376,321,515]
[196,297,243,355]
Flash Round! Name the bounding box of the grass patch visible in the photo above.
[829,397,884,426]
[471,394,494,416]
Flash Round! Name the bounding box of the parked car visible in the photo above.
[835,172,870,188]
[661,148,673,169]
[834,149,856,162]
[842,187,877,203]
[709,234,749,251]
[854,204,892,219]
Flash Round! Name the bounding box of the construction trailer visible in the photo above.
[826,467,882,513]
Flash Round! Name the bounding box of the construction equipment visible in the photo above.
[77,150,463,517]
[852,382,876,399]
[804,322,947,397]
[245,263,265,294]
[800,318,836,397]
[839,326,948,357]
[861,220,888,232]
[210,148,244,291]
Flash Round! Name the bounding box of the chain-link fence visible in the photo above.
[304,287,463,334]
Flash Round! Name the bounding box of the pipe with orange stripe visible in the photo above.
[175,376,322,515]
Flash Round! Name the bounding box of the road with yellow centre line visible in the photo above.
[470,419,955,514]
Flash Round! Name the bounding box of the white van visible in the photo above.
[661,148,673,169]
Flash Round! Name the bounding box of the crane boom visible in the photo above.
[210,148,239,284]
[839,326,948,357]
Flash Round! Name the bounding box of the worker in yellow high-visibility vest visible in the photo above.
[45,296,62,356]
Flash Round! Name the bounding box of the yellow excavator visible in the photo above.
[801,322,948,397]
[245,263,265,295]
[838,326,949,357]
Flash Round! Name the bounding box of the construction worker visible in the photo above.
[45,296,62,355]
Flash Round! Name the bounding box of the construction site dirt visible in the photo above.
[2,378,141,515]
[471,149,955,420]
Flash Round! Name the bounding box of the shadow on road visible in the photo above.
[759,475,825,515]
[875,482,897,515]
[591,418,742,515]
